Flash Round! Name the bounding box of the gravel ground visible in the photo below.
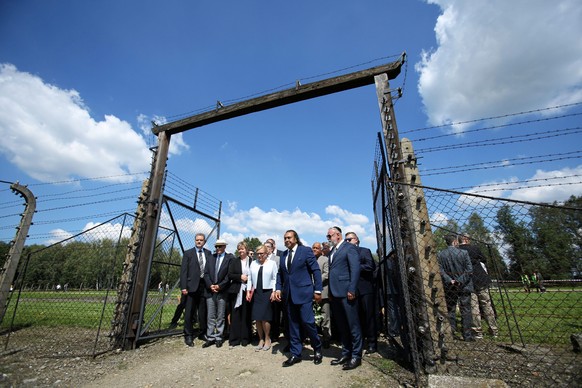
[0,334,413,388]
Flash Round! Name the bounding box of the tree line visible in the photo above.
[432,195,582,280]
[3,195,579,290]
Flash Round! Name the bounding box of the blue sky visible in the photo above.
[1,0,581,252]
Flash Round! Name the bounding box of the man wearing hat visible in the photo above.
[202,239,234,348]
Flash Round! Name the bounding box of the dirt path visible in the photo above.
[79,337,403,388]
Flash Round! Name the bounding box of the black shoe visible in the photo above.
[169,322,178,330]
[202,340,214,348]
[184,336,193,347]
[282,356,302,367]
[330,355,350,366]
[464,336,476,342]
[366,346,377,354]
[216,340,223,348]
[197,333,206,341]
[313,349,323,365]
[241,340,249,347]
[342,358,361,370]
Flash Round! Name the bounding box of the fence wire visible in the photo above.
[1,213,135,357]
[375,174,581,386]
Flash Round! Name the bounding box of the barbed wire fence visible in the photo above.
[373,136,582,387]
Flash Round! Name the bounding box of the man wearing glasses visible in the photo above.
[327,226,362,370]
[345,231,378,354]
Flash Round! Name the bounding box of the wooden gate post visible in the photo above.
[124,130,171,349]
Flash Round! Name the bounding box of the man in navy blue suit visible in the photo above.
[327,226,363,370]
[345,231,378,354]
[275,230,323,367]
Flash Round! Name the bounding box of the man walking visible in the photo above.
[275,230,323,367]
[327,226,362,370]
[345,231,378,354]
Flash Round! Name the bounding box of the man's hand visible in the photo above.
[314,293,322,303]
[181,289,188,295]
[347,291,356,301]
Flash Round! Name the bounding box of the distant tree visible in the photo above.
[243,237,262,256]
[495,205,538,279]
[432,219,459,252]
[529,197,582,279]
[461,212,508,278]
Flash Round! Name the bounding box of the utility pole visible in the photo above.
[0,182,36,323]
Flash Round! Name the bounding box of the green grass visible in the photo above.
[3,289,580,347]
[1,289,180,329]
[490,289,581,345]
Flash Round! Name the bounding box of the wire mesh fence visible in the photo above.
[376,181,582,387]
[0,213,135,357]
[136,195,220,340]
[0,191,222,356]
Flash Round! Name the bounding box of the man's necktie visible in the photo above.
[198,250,204,276]
[215,255,222,280]
[287,249,293,271]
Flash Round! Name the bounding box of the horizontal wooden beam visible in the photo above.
[153,55,405,135]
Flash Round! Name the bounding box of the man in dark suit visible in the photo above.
[179,233,212,346]
[437,234,474,341]
[275,230,323,367]
[345,231,378,354]
[327,226,362,370]
[202,239,234,348]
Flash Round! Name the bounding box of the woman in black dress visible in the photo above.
[227,242,252,347]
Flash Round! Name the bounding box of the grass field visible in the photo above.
[2,288,581,346]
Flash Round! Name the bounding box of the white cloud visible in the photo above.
[417,0,582,127]
[430,211,449,226]
[137,114,189,156]
[220,204,375,250]
[81,221,132,241]
[45,228,74,246]
[0,64,151,183]
[465,165,582,203]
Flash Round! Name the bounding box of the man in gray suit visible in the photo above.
[437,234,475,341]
[313,241,331,348]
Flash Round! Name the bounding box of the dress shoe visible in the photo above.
[202,340,214,348]
[313,349,323,365]
[241,340,249,347]
[216,340,223,348]
[366,346,377,354]
[197,333,206,341]
[184,336,193,347]
[168,322,178,330]
[330,355,350,366]
[282,356,302,367]
[342,358,361,370]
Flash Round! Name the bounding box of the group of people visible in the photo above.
[437,234,499,341]
[521,271,545,293]
[175,227,384,370]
